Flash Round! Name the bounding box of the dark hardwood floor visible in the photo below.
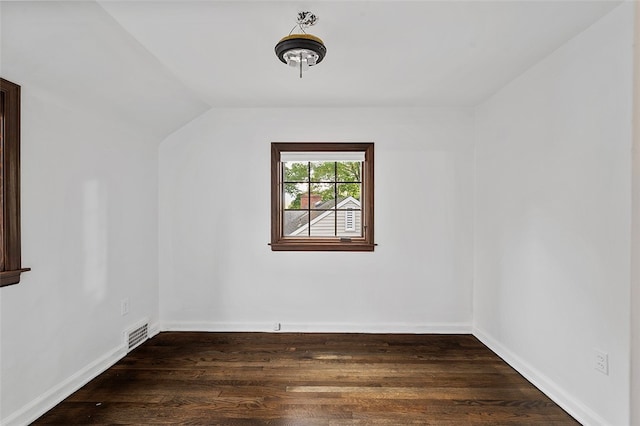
[33,332,579,425]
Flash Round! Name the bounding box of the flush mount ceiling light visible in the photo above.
[275,11,326,78]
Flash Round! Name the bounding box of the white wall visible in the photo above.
[0,81,160,425]
[473,4,634,425]
[631,3,640,425]
[159,107,474,333]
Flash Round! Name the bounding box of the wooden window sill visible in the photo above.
[270,242,375,252]
[0,268,31,287]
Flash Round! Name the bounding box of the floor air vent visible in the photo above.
[125,321,148,352]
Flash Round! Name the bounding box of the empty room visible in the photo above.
[1,0,639,425]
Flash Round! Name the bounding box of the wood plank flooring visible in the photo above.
[33,332,580,425]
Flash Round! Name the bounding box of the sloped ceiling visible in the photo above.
[0,1,209,139]
[0,0,622,139]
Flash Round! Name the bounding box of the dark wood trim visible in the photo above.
[0,268,31,286]
[270,142,375,252]
[270,143,283,247]
[0,78,29,287]
[271,241,375,252]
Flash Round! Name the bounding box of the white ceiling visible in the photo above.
[0,0,622,138]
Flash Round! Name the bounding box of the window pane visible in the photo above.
[310,210,336,236]
[284,161,309,182]
[284,210,309,236]
[337,183,361,204]
[310,161,335,182]
[337,161,362,182]
[284,183,308,209]
[310,183,334,208]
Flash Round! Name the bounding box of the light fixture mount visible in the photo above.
[275,12,326,78]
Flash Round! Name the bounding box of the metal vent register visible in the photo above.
[125,322,148,352]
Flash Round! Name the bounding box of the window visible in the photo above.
[1,78,29,287]
[271,142,374,251]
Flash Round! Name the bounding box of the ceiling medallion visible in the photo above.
[275,12,327,78]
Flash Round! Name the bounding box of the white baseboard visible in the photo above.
[2,344,126,426]
[2,320,160,426]
[160,321,472,334]
[472,326,609,426]
[148,321,161,339]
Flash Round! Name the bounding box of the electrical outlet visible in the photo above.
[121,298,130,316]
[594,349,608,375]
[273,322,281,331]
